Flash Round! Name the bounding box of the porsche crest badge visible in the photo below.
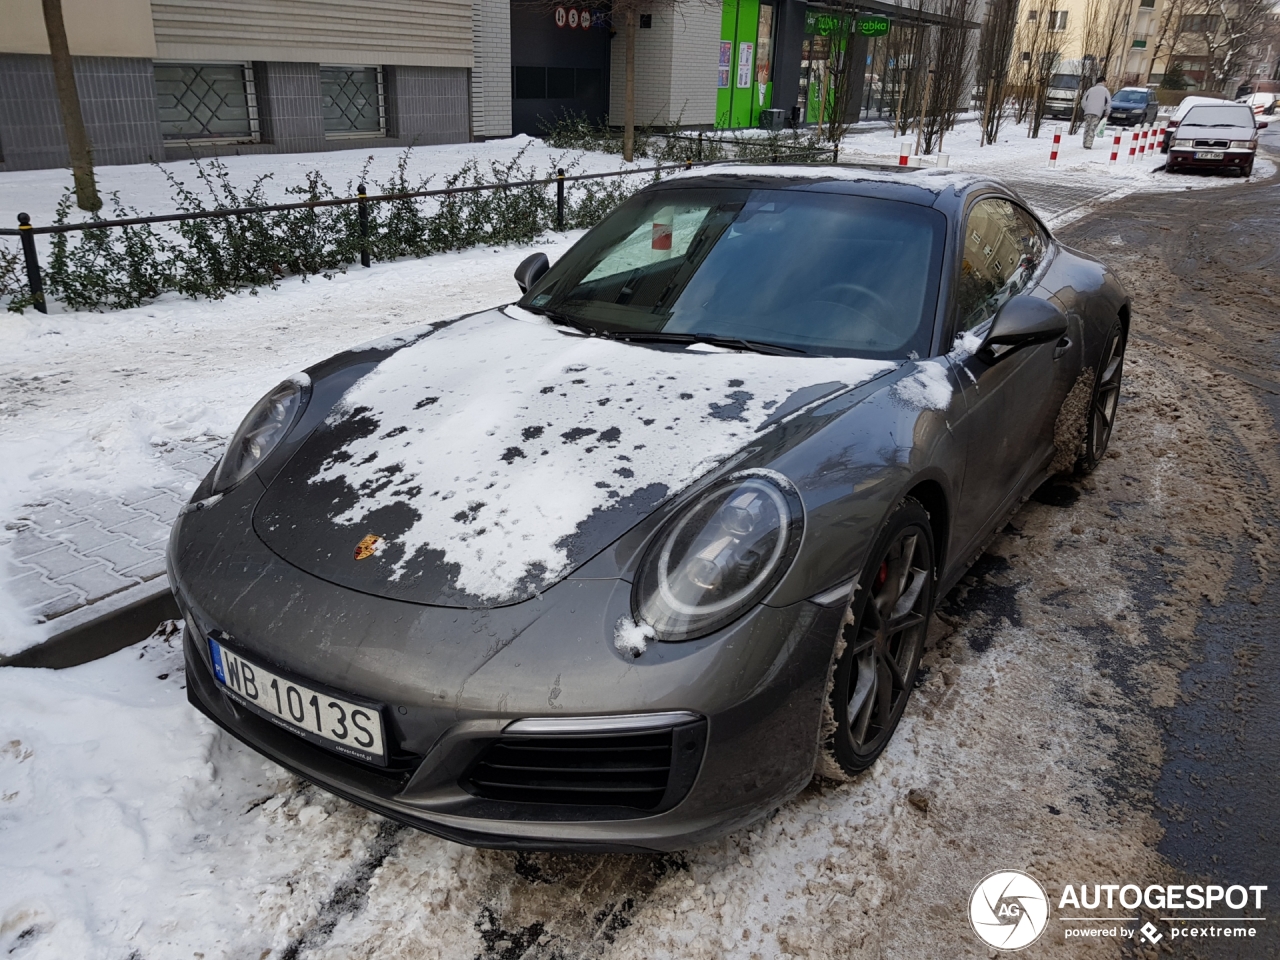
[353,534,384,561]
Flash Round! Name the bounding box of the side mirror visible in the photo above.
[1258,121,1269,129]
[514,252,550,293]
[980,296,1068,361]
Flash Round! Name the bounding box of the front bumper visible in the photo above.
[172,494,843,851]
[1166,148,1254,171]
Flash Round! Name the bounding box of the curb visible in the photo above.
[0,575,178,669]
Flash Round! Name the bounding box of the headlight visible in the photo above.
[634,469,804,642]
[212,374,311,492]
[1172,138,1194,148]
[1229,140,1256,149]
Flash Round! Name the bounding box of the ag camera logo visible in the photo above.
[969,870,1050,951]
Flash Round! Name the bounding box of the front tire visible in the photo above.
[1075,320,1126,475]
[818,498,935,779]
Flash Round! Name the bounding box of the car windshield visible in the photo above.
[1050,74,1080,90]
[1112,89,1147,103]
[1181,104,1255,127]
[520,186,946,360]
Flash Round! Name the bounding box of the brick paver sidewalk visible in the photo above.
[3,442,219,632]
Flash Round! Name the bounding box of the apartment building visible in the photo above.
[0,0,497,171]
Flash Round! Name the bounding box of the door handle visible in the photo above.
[1053,335,1071,360]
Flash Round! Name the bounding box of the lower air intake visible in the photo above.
[466,723,704,812]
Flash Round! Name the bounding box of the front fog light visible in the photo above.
[634,470,804,642]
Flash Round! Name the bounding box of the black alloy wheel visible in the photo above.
[825,499,935,776]
[1076,319,1126,475]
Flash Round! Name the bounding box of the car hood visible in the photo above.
[254,306,896,608]
[1177,122,1255,138]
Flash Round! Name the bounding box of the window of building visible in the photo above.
[1138,0,1155,7]
[1180,14,1220,32]
[154,63,259,142]
[1020,50,1032,62]
[1026,9,1037,21]
[1047,10,1068,31]
[320,66,385,139]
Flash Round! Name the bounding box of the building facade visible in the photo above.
[0,0,478,171]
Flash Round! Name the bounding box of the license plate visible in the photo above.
[208,637,387,764]
[1195,151,1224,160]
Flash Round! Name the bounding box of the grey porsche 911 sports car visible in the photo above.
[169,165,1129,852]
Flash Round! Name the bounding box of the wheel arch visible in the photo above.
[903,477,949,580]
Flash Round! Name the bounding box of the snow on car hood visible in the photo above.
[254,307,894,607]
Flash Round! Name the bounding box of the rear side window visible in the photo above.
[956,199,1047,332]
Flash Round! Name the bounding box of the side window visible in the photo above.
[955,198,1045,332]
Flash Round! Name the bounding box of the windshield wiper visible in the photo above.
[527,306,615,339]
[613,331,809,356]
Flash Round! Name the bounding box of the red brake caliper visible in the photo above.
[874,560,888,591]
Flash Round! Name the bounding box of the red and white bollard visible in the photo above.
[1048,125,1062,168]
[1109,133,1122,166]
[899,141,911,167]
[1156,121,1167,152]
[1127,128,1140,163]
[1138,124,1150,158]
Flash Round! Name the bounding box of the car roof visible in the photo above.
[1173,95,1232,118]
[657,163,1005,219]
[1116,86,1150,93]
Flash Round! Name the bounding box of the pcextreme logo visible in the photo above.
[969,870,1050,951]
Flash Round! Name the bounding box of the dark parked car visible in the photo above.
[170,166,1130,851]
[1167,102,1266,176]
[1108,87,1160,126]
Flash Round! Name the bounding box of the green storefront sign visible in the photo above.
[856,15,890,37]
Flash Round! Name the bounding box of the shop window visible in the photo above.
[515,66,547,99]
[576,68,603,100]
[154,63,258,142]
[547,67,576,99]
[513,67,605,100]
[320,66,385,139]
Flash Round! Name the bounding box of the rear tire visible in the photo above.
[817,498,935,779]
[1074,320,1126,476]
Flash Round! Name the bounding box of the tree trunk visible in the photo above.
[42,0,100,212]
[624,6,637,162]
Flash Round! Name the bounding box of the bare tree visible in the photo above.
[919,0,978,153]
[41,0,100,212]
[1012,0,1066,134]
[1147,0,1190,84]
[976,0,1021,144]
[1204,0,1274,91]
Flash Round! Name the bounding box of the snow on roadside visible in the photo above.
[0,623,417,959]
[840,117,1276,197]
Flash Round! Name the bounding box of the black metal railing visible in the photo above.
[2,147,838,314]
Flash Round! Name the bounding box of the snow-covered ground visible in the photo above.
[840,117,1276,207]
